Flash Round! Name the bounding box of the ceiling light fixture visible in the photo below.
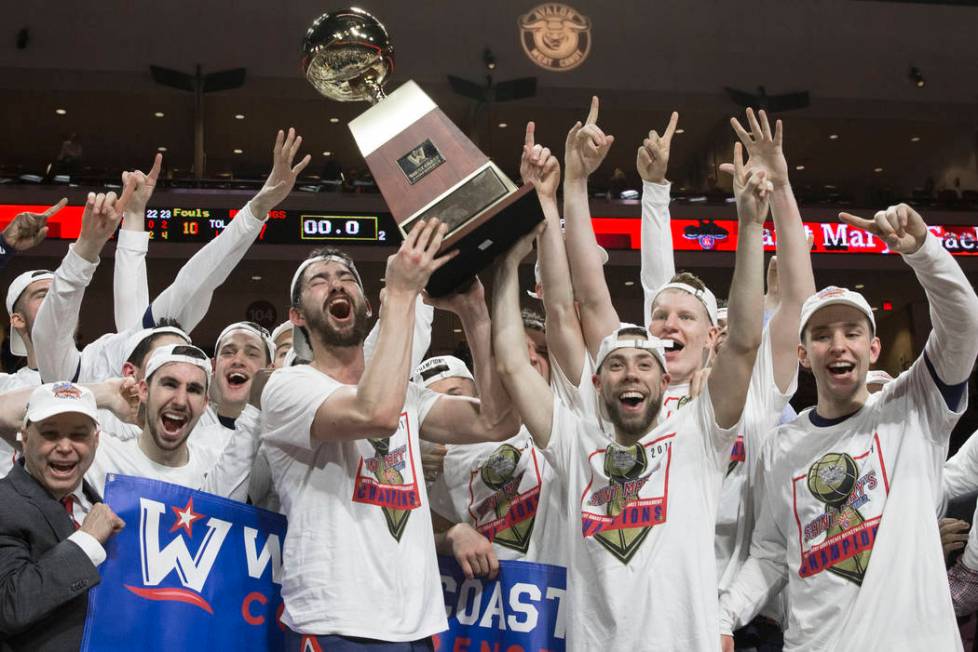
[874,167,883,173]
[55,108,66,115]
[855,283,865,289]
[828,134,839,140]
[157,146,168,152]
[908,66,925,88]
[234,113,245,120]
[322,151,332,156]
[329,117,340,124]
[154,111,165,118]
[795,165,805,171]
[674,128,685,134]
[233,148,243,154]
[910,136,921,142]
[498,122,508,128]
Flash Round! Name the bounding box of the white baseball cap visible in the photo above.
[144,344,212,387]
[594,323,671,373]
[290,253,364,360]
[270,321,293,344]
[799,286,876,339]
[716,307,728,323]
[412,355,474,388]
[652,281,720,325]
[25,382,99,427]
[215,321,274,362]
[5,269,54,357]
[123,326,191,366]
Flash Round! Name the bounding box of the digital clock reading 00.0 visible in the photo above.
[300,215,383,241]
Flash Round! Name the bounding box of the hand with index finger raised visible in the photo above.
[3,197,65,251]
[839,203,928,255]
[636,111,679,184]
[564,96,615,181]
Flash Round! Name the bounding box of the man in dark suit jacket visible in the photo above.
[0,382,124,651]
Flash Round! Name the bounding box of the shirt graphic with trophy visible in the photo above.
[353,416,423,542]
[792,437,889,585]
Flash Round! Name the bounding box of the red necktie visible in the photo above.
[61,495,80,530]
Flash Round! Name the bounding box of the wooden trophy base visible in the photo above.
[349,81,542,295]
[425,184,540,297]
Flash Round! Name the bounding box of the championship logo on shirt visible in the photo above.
[352,412,421,542]
[792,434,890,585]
[467,442,543,554]
[580,434,674,564]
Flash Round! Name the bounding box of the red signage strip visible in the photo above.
[593,217,978,256]
[2,204,977,256]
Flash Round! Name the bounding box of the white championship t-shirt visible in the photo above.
[428,427,559,563]
[656,331,795,601]
[261,364,446,641]
[544,383,738,651]
[716,329,795,595]
[731,356,965,651]
[0,366,40,477]
[86,433,220,496]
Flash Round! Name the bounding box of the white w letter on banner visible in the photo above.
[243,527,282,584]
[139,498,232,592]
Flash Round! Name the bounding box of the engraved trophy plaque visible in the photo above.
[302,7,540,296]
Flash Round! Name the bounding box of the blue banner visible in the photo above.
[82,475,288,651]
[435,556,567,652]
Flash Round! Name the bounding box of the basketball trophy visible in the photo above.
[806,452,871,585]
[302,7,540,296]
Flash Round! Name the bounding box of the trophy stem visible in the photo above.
[360,77,387,105]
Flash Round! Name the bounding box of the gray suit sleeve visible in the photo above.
[0,534,101,636]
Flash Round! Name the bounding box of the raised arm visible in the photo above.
[0,198,62,270]
[419,279,520,445]
[520,122,587,384]
[638,111,679,324]
[34,187,133,384]
[312,220,454,441]
[149,129,311,333]
[840,204,978,391]
[718,466,790,642]
[492,227,555,448]
[0,378,137,445]
[707,142,768,429]
[731,110,815,393]
[562,97,620,356]
[113,154,160,330]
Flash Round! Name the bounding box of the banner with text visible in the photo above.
[435,556,567,652]
[81,475,287,651]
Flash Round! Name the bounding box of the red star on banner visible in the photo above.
[169,498,204,537]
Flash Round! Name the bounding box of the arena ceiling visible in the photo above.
[1,0,977,200]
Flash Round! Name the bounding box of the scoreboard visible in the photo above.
[1,202,977,256]
[143,207,397,244]
[0,204,400,244]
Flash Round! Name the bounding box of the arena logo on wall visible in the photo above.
[518,4,591,71]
